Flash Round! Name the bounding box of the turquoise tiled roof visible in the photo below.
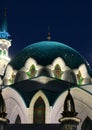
[10,41,92,76]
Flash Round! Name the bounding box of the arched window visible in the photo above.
[26,64,36,78]
[15,115,21,124]
[82,117,92,130]
[53,64,63,79]
[0,48,2,56]
[3,49,7,56]
[77,71,84,85]
[33,96,45,124]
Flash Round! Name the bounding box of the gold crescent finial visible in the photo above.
[47,26,51,40]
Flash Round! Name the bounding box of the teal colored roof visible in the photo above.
[10,41,92,75]
[9,78,75,107]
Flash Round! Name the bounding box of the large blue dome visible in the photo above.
[10,41,91,75]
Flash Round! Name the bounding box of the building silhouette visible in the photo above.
[0,11,92,130]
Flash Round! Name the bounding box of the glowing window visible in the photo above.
[3,49,7,56]
[0,49,2,55]
[33,96,45,124]
[53,64,63,79]
[77,71,84,85]
[26,64,37,78]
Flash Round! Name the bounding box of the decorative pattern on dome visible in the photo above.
[77,71,84,85]
[5,41,92,85]
[26,64,37,78]
[3,56,92,86]
[10,41,90,71]
[53,64,63,79]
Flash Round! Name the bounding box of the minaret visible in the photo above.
[0,9,11,76]
[59,89,80,130]
[0,90,9,130]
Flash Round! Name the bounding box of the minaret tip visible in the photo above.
[0,8,10,39]
[62,89,78,117]
[47,26,51,40]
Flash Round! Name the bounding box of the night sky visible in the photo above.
[0,0,92,68]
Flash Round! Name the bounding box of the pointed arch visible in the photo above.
[15,115,21,124]
[29,90,50,123]
[33,96,45,124]
[82,116,92,130]
[2,87,28,123]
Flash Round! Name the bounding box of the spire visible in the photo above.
[0,8,10,39]
[62,89,78,117]
[47,26,51,40]
[59,89,81,130]
[1,8,8,32]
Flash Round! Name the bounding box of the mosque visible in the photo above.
[0,11,92,130]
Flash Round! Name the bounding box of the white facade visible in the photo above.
[2,81,92,130]
[0,12,92,130]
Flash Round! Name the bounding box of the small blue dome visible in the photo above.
[9,41,92,76]
[0,31,10,39]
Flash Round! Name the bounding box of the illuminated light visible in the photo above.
[32,76,54,84]
[59,117,81,123]
[0,39,11,47]
[24,57,42,71]
[0,55,10,61]
[47,57,70,71]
